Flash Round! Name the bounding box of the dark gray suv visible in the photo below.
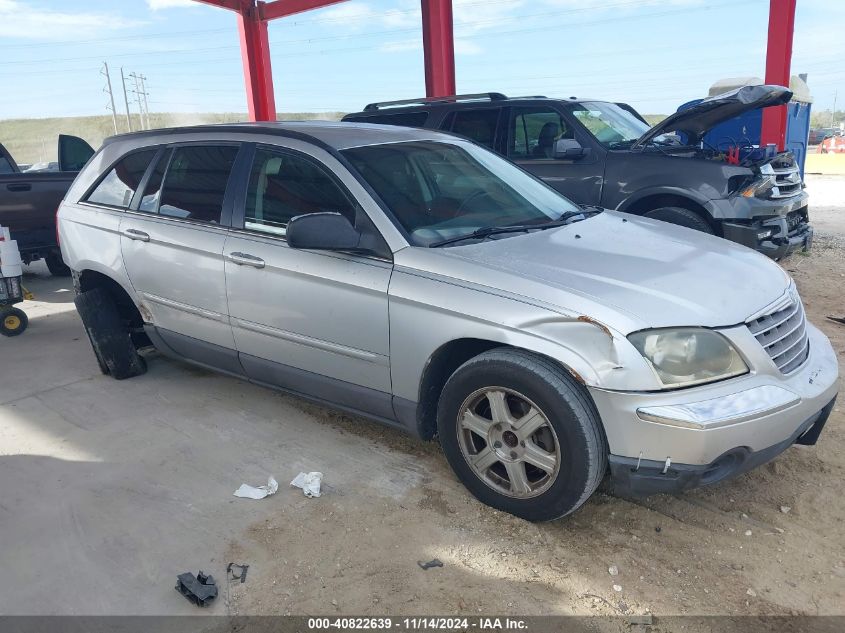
[343,88,812,259]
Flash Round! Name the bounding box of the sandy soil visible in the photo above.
[221,175,845,619]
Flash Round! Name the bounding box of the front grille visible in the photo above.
[786,208,809,236]
[747,294,810,374]
[767,155,803,199]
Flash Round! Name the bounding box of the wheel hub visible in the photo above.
[457,387,562,499]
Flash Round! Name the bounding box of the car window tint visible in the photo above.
[510,108,573,159]
[138,149,171,213]
[85,149,157,208]
[0,156,14,174]
[159,145,238,223]
[344,112,429,127]
[449,109,500,149]
[244,149,355,236]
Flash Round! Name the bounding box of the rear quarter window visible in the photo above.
[85,149,158,208]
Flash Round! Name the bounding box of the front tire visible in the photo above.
[436,348,607,522]
[74,287,146,379]
[643,206,714,234]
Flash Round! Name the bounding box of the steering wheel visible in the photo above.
[455,189,494,215]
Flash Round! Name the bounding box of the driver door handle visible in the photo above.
[227,252,265,268]
[122,228,150,242]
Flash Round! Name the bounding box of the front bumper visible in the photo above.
[590,322,839,495]
[609,396,835,496]
[708,191,811,259]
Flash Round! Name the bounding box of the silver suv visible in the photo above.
[58,122,838,521]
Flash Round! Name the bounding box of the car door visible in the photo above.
[223,143,394,418]
[119,143,242,370]
[505,106,604,205]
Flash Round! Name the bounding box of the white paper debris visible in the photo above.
[290,472,323,498]
[233,476,279,499]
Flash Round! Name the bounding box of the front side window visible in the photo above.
[159,145,238,223]
[509,108,573,159]
[342,140,581,246]
[244,148,355,236]
[86,149,157,208]
[568,101,650,147]
[446,108,501,149]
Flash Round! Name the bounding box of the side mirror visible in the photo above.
[286,212,363,251]
[553,138,588,160]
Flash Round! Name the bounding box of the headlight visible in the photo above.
[739,175,776,198]
[628,328,748,389]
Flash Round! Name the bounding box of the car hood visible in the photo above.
[632,84,792,149]
[401,212,790,333]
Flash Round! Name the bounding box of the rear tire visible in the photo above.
[643,206,714,234]
[436,348,607,522]
[74,287,146,379]
[45,252,72,277]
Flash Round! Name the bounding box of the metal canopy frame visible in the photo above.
[194,0,796,149]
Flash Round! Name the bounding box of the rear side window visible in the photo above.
[344,111,429,127]
[0,156,14,174]
[138,149,170,213]
[445,108,501,149]
[159,145,238,223]
[85,149,157,208]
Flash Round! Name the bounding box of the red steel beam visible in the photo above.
[760,0,796,150]
[260,0,348,21]
[238,2,276,121]
[421,0,456,98]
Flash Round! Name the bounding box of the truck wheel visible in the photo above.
[1,307,28,337]
[436,348,607,522]
[74,287,146,380]
[45,252,72,277]
[644,207,714,234]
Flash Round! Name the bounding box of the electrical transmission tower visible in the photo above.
[129,72,150,131]
[100,62,118,134]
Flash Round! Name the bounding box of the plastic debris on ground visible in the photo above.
[233,476,278,499]
[418,559,444,570]
[175,571,218,607]
[290,471,323,498]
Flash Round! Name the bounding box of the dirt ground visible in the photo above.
[1,176,842,620]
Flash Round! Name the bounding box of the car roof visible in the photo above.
[102,120,458,151]
[344,95,610,117]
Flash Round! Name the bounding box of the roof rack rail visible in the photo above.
[363,92,508,111]
[513,95,547,99]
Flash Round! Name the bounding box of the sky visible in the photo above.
[0,0,843,121]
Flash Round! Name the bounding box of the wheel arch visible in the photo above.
[619,191,718,233]
[76,268,144,329]
[414,338,596,440]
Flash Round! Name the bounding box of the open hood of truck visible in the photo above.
[631,84,792,150]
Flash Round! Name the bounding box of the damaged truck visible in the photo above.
[343,85,811,259]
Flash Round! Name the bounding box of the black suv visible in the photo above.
[343,90,812,259]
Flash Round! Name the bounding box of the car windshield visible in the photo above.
[569,101,652,148]
[341,140,582,246]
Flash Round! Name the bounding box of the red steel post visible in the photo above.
[760,0,797,150]
[421,0,456,98]
[237,1,276,121]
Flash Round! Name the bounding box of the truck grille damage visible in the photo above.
[747,294,810,374]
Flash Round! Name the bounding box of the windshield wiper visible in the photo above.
[429,208,601,248]
[429,219,568,248]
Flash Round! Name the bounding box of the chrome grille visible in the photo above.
[747,294,809,374]
[767,155,803,199]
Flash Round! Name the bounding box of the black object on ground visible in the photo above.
[227,562,249,584]
[175,571,218,607]
[417,559,444,570]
